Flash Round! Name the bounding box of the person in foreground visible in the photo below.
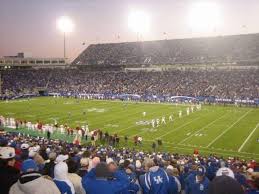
[82,162,131,194]
[9,159,61,194]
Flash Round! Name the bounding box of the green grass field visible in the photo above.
[0,97,259,160]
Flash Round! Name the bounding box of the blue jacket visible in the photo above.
[119,169,139,194]
[185,174,209,194]
[139,166,170,194]
[168,176,181,194]
[54,180,73,194]
[82,168,130,194]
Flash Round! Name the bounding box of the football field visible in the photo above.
[1,97,259,160]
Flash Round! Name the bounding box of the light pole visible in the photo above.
[57,16,74,59]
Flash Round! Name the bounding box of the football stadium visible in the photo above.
[0,1,259,194]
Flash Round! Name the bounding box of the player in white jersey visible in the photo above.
[27,122,32,130]
[85,124,89,135]
[186,107,190,116]
[179,110,182,118]
[156,118,160,127]
[161,116,166,124]
[191,106,194,113]
[60,125,65,134]
[142,112,146,117]
[151,119,155,128]
[169,114,173,122]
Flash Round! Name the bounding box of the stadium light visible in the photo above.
[187,2,221,33]
[56,16,74,59]
[128,10,150,39]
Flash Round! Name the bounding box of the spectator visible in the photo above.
[67,159,86,194]
[0,147,20,194]
[54,161,75,194]
[82,162,130,194]
[9,159,60,194]
[139,158,170,194]
[208,175,245,194]
[78,157,89,177]
[185,166,210,194]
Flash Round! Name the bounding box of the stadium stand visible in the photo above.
[72,33,259,66]
[1,69,258,101]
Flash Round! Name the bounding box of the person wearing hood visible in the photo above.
[82,162,130,194]
[139,158,170,194]
[9,159,60,194]
[0,147,20,194]
[54,161,75,194]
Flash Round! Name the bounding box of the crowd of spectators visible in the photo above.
[73,33,259,66]
[0,131,258,194]
[1,69,258,100]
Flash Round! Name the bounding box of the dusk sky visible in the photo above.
[1,0,259,60]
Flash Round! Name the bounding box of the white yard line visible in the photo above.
[206,110,252,148]
[156,117,200,139]
[178,113,228,144]
[238,123,259,152]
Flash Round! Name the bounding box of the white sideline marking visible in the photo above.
[178,113,227,144]
[238,123,259,152]
[206,110,252,148]
[157,117,200,139]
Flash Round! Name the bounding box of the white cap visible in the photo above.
[0,147,15,159]
[216,167,235,179]
[119,159,124,165]
[136,160,141,168]
[80,158,89,166]
[167,165,174,170]
[55,154,69,163]
[29,150,37,158]
[106,158,114,164]
[21,143,29,150]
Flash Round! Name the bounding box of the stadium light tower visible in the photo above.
[128,10,150,41]
[57,16,74,59]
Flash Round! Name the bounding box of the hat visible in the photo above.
[106,158,114,164]
[29,150,37,158]
[136,160,141,168]
[48,152,57,160]
[119,159,124,165]
[167,165,174,171]
[197,165,206,176]
[21,143,29,150]
[21,159,38,173]
[0,147,15,159]
[216,167,235,179]
[208,176,244,194]
[80,158,89,166]
[55,154,69,163]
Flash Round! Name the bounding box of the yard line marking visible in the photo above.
[156,117,200,139]
[206,109,252,148]
[238,123,259,152]
[178,113,228,144]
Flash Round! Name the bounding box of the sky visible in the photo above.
[1,0,259,60]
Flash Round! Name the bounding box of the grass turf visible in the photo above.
[0,97,259,160]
